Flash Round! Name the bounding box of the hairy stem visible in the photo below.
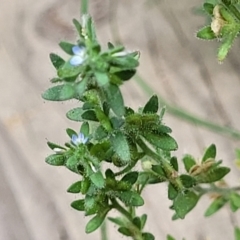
[136,138,184,190]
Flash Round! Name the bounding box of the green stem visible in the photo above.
[135,74,240,140]
[195,184,240,196]
[81,0,88,15]
[111,199,143,240]
[136,138,184,190]
[100,220,108,240]
[111,198,132,221]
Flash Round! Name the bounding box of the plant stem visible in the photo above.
[136,138,184,190]
[81,0,88,15]
[111,198,132,221]
[135,74,240,140]
[100,220,108,240]
[195,184,240,196]
[111,199,144,240]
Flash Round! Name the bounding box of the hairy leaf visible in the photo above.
[173,191,199,219]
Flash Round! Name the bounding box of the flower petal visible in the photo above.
[71,134,78,144]
[72,46,85,56]
[70,56,84,66]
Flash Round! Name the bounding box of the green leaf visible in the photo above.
[89,171,105,189]
[50,77,63,83]
[94,71,109,86]
[180,174,196,188]
[218,31,238,62]
[219,5,236,23]
[94,126,108,141]
[173,191,199,219]
[118,191,144,206]
[125,107,135,116]
[49,53,65,69]
[142,232,155,240]
[140,214,147,229]
[203,3,214,15]
[110,117,125,129]
[195,167,230,183]
[157,125,172,134]
[204,196,228,217]
[114,69,136,81]
[82,110,98,121]
[104,83,125,117]
[65,155,79,172]
[81,178,91,194]
[235,227,240,240]
[47,141,66,151]
[95,108,112,132]
[84,15,97,43]
[72,19,83,38]
[59,41,75,55]
[66,108,98,122]
[105,169,115,179]
[67,181,82,193]
[85,209,109,233]
[66,128,77,138]
[170,157,178,171]
[196,26,216,40]
[230,198,239,212]
[66,107,84,121]
[108,42,115,49]
[80,122,90,136]
[75,78,87,98]
[168,183,178,200]
[133,217,142,229]
[71,199,85,211]
[202,144,216,162]
[121,172,139,185]
[142,133,178,151]
[166,235,176,240]
[60,84,75,100]
[84,195,97,214]
[110,56,139,68]
[111,132,130,162]
[58,62,84,78]
[45,154,65,166]
[143,95,159,113]
[151,165,166,178]
[42,84,75,101]
[182,154,196,172]
[118,227,132,236]
[230,192,240,208]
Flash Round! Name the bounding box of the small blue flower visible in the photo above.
[71,133,88,145]
[70,46,86,66]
